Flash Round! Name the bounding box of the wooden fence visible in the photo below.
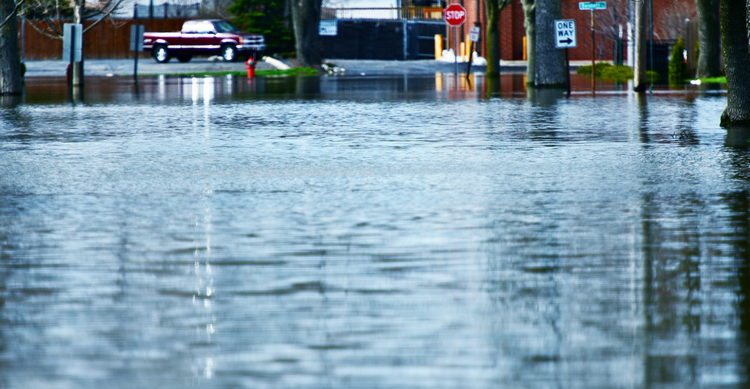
[20,18,189,60]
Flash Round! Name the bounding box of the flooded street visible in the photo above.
[1,73,748,388]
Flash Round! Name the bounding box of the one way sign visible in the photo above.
[554,19,577,49]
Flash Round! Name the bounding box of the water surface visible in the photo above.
[0,74,748,389]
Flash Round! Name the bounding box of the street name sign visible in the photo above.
[62,23,82,62]
[579,1,606,10]
[444,4,467,27]
[554,19,577,49]
[469,26,480,42]
[130,25,145,52]
[319,20,338,36]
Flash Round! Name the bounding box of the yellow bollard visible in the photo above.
[465,34,471,61]
[523,37,527,61]
[435,35,443,60]
[460,42,465,62]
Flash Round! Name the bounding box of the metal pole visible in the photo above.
[474,0,481,56]
[591,9,595,96]
[648,0,653,92]
[21,19,25,62]
[403,19,408,60]
[566,48,571,97]
[612,0,618,65]
[69,26,75,91]
[134,39,139,81]
[454,26,458,75]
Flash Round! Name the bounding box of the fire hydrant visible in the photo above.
[246,58,256,79]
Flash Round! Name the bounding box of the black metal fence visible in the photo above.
[649,39,676,84]
[320,19,444,60]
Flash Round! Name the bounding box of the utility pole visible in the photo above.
[633,0,647,92]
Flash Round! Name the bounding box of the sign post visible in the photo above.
[579,1,606,96]
[63,23,83,89]
[130,25,145,80]
[444,3,466,76]
[554,19,576,97]
[466,25,480,76]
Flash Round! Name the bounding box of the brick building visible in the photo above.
[446,0,696,61]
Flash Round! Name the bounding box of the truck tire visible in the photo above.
[153,45,170,63]
[221,44,238,62]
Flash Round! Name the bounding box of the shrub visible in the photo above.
[576,63,660,84]
[646,71,661,84]
[576,62,613,77]
[695,39,699,66]
[599,65,634,82]
[576,63,633,82]
[228,0,294,56]
[669,36,686,85]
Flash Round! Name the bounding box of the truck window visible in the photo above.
[213,21,241,33]
[195,21,215,34]
[182,21,199,34]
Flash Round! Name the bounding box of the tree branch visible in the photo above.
[82,0,127,33]
[0,0,27,28]
[26,19,63,39]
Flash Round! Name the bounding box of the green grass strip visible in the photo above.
[696,76,727,84]
[141,67,319,77]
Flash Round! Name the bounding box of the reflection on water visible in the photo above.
[0,74,747,388]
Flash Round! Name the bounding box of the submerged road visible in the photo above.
[22,57,559,78]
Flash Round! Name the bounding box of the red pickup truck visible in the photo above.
[143,20,266,63]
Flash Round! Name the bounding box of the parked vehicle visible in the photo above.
[143,20,266,63]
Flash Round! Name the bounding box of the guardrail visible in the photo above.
[321,7,444,21]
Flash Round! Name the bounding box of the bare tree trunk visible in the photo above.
[485,0,501,78]
[633,0,647,92]
[0,0,22,95]
[520,0,535,85]
[719,0,750,128]
[695,0,721,78]
[71,0,84,87]
[290,0,322,67]
[532,0,565,88]
[484,0,511,78]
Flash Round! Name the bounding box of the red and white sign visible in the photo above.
[443,4,467,27]
[469,26,480,42]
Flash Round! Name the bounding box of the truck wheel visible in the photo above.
[154,45,170,63]
[221,45,238,62]
[176,54,192,63]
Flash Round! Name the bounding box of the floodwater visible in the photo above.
[0,73,748,389]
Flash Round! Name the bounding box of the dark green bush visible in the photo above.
[576,62,613,77]
[577,62,660,84]
[228,0,294,56]
[669,36,686,85]
[600,65,634,82]
[576,63,634,82]
[646,71,661,84]
[695,39,699,66]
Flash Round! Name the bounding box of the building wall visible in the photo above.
[455,0,696,61]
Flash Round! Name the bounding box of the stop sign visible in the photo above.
[443,4,467,27]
